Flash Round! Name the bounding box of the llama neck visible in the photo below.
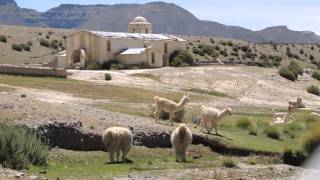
[176,98,187,110]
[218,109,228,118]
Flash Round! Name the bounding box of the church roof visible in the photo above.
[119,48,146,55]
[88,30,186,42]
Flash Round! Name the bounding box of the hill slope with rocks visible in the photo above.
[0,0,319,43]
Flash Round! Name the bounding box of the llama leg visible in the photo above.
[175,150,179,162]
[182,148,187,162]
[122,147,129,162]
[116,150,120,163]
[154,107,160,123]
[169,113,174,126]
[215,124,218,135]
[109,150,115,164]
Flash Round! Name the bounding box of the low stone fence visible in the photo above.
[30,121,278,156]
[0,64,67,78]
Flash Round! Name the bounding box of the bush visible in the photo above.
[307,85,320,96]
[264,126,280,139]
[170,50,194,67]
[40,39,50,47]
[192,47,205,56]
[27,40,33,46]
[20,44,31,51]
[86,62,102,70]
[288,61,303,75]
[11,44,22,51]
[303,123,320,154]
[110,63,125,70]
[236,118,253,130]
[279,67,296,81]
[222,158,237,168]
[312,71,320,81]
[282,148,306,166]
[50,40,59,49]
[249,129,257,136]
[279,61,303,81]
[0,122,48,170]
[104,73,112,81]
[0,35,7,43]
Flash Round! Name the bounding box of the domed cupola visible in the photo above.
[128,16,152,34]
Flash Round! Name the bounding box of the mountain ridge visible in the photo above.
[0,0,319,43]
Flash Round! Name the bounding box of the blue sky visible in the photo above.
[15,0,320,35]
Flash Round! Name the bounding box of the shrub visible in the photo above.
[279,67,296,81]
[87,62,102,70]
[312,71,320,81]
[222,158,237,168]
[104,73,112,81]
[50,40,59,49]
[288,61,303,75]
[264,126,280,139]
[0,122,48,170]
[219,50,228,57]
[249,129,257,136]
[309,55,314,61]
[279,61,303,81]
[170,50,194,67]
[192,47,205,56]
[282,148,306,166]
[20,44,31,51]
[40,39,50,47]
[236,118,253,130]
[110,63,125,70]
[307,85,320,96]
[0,35,7,43]
[303,123,320,154]
[240,46,249,52]
[11,44,22,51]
[27,40,33,46]
[299,49,304,55]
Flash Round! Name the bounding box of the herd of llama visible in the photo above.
[102,94,232,163]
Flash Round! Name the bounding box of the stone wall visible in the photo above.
[0,64,67,78]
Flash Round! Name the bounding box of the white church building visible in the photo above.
[60,16,186,69]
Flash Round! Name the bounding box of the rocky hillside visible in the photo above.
[0,0,319,43]
[183,36,320,69]
[0,25,319,69]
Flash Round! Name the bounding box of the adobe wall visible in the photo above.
[0,64,67,78]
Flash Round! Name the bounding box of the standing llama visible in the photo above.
[200,106,232,135]
[102,127,133,164]
[171,124,193,162]
[153,94,190,126]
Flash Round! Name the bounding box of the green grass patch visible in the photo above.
[29,145,223,178]
[130,73,161,82]
[0,75,178,104]
[184,88,229,97]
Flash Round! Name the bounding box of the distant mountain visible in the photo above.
[0,0,319,43]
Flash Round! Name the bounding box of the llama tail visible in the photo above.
[154,96,160,103]
[179,124,187,139]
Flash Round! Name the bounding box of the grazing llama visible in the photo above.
[153,94,190,126]
[200,106,232,134]
[170,124,193,162]
[102,127,133,164]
